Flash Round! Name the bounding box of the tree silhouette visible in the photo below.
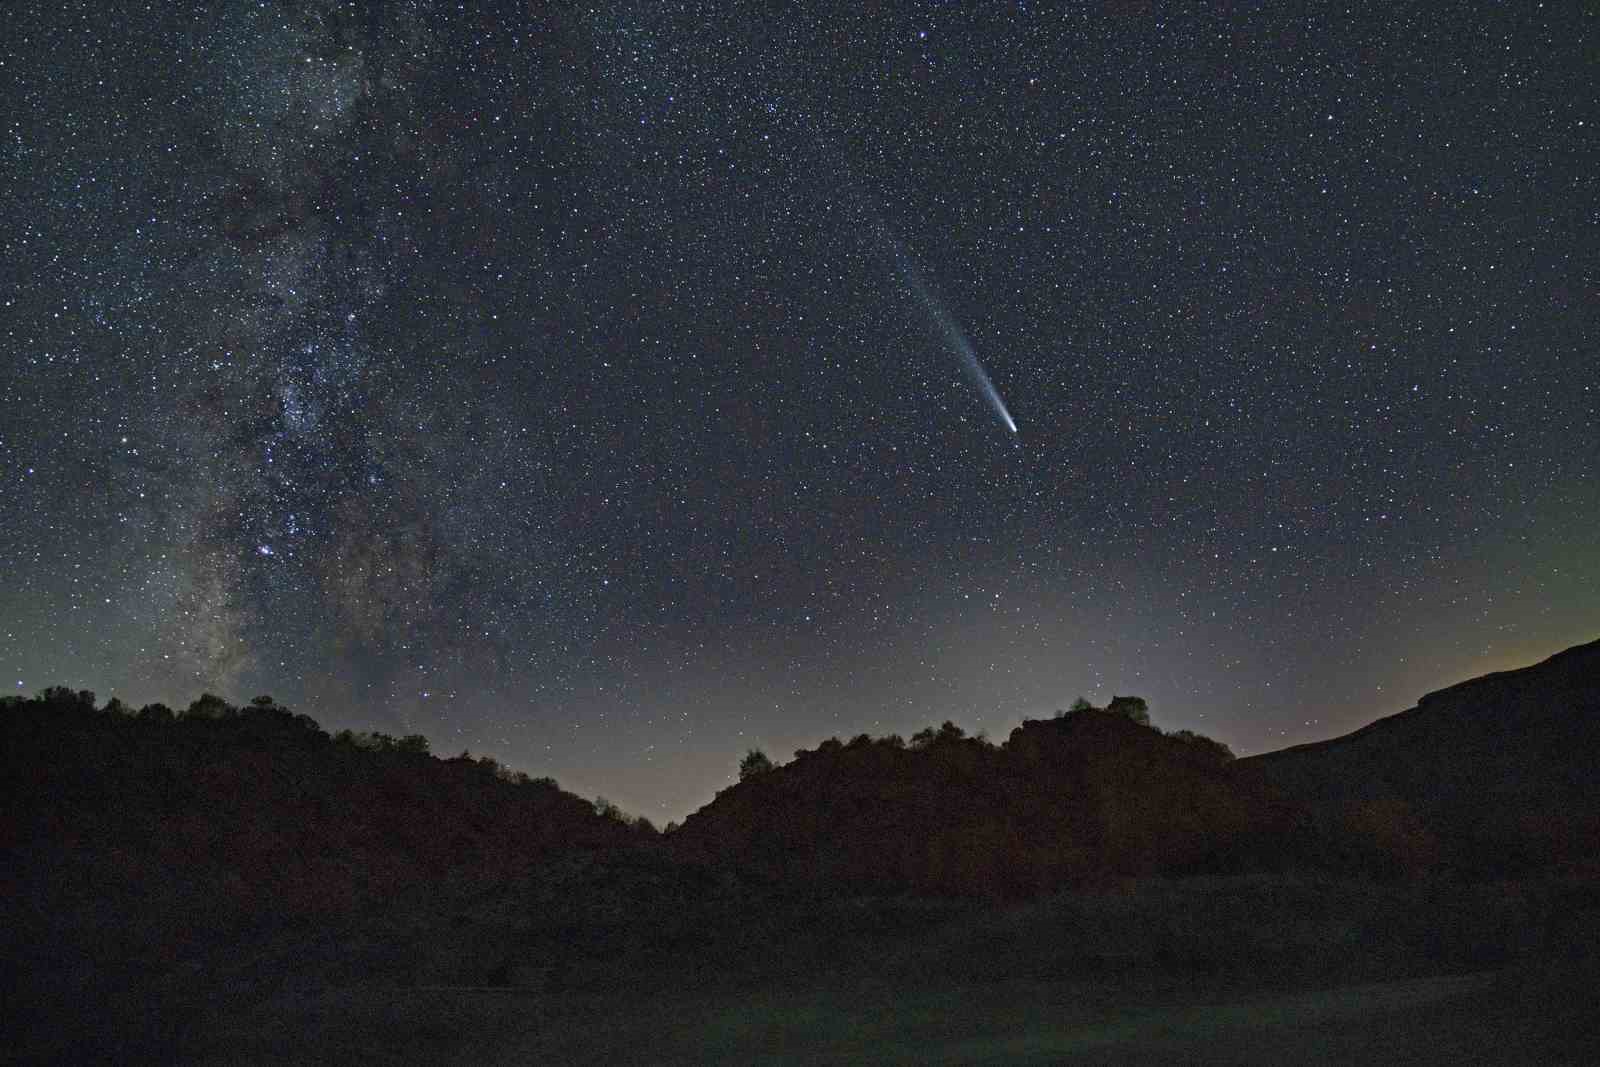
[1056,697,1096,717]
[1167,729,1234,761]
[137,702,175,722]
[1106,695,1150,726]
[185,693,236,720]
[41,686,96,712]
[739,748,774,780]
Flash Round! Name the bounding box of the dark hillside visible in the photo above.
[8,644,1599,1062]
[1242,638,1600,877]
[671,711,1303,898]
[1,691,642,1061]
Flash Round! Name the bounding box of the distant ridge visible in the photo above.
[0,691,653,1061]
[1243,637,1600,877]
[7,642,1600,1060]
[671,710,1299,898]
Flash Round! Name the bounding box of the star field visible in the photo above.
[3,3,1596,820]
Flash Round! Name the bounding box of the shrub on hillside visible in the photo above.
[739,749,775,780]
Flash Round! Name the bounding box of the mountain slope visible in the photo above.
[1242,637,1600,876]
[0,693,644,1061]
[672,712,1301,897]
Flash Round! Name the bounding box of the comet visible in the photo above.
[886,236,1017,435]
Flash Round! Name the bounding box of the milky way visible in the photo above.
[4,5,600,719]
[4,3,1596,820]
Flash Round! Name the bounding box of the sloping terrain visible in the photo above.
[1242,637,1600,877]
[671,711,1303,898]
[190,874,1600,1066]
[1,694,643,1062]
[6,641,1600,1061]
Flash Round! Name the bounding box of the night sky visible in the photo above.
[4,3,1596,821]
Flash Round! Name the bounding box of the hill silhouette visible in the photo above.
[1,690,647,1061]
[671,711,1302,898]
[1242,637,1600,879]
[5,643,1599,1062]
[3,690,644,915]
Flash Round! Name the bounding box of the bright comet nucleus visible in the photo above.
[887,235,1018,436]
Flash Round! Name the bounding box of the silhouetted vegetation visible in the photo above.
[738,747,774,780]
[594,794,660,834]
[2,685,643,1061]
[1055,694,1149,725]
[908,719,967,748]
[7,639,1600,1063]
[675,702,1291,899]
[1166,728,1236,762]
[1106,694,1151,726]
[333,727,432,754]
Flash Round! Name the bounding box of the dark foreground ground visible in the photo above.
[192,966,1590,1066]
[30,871,1584,1066]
